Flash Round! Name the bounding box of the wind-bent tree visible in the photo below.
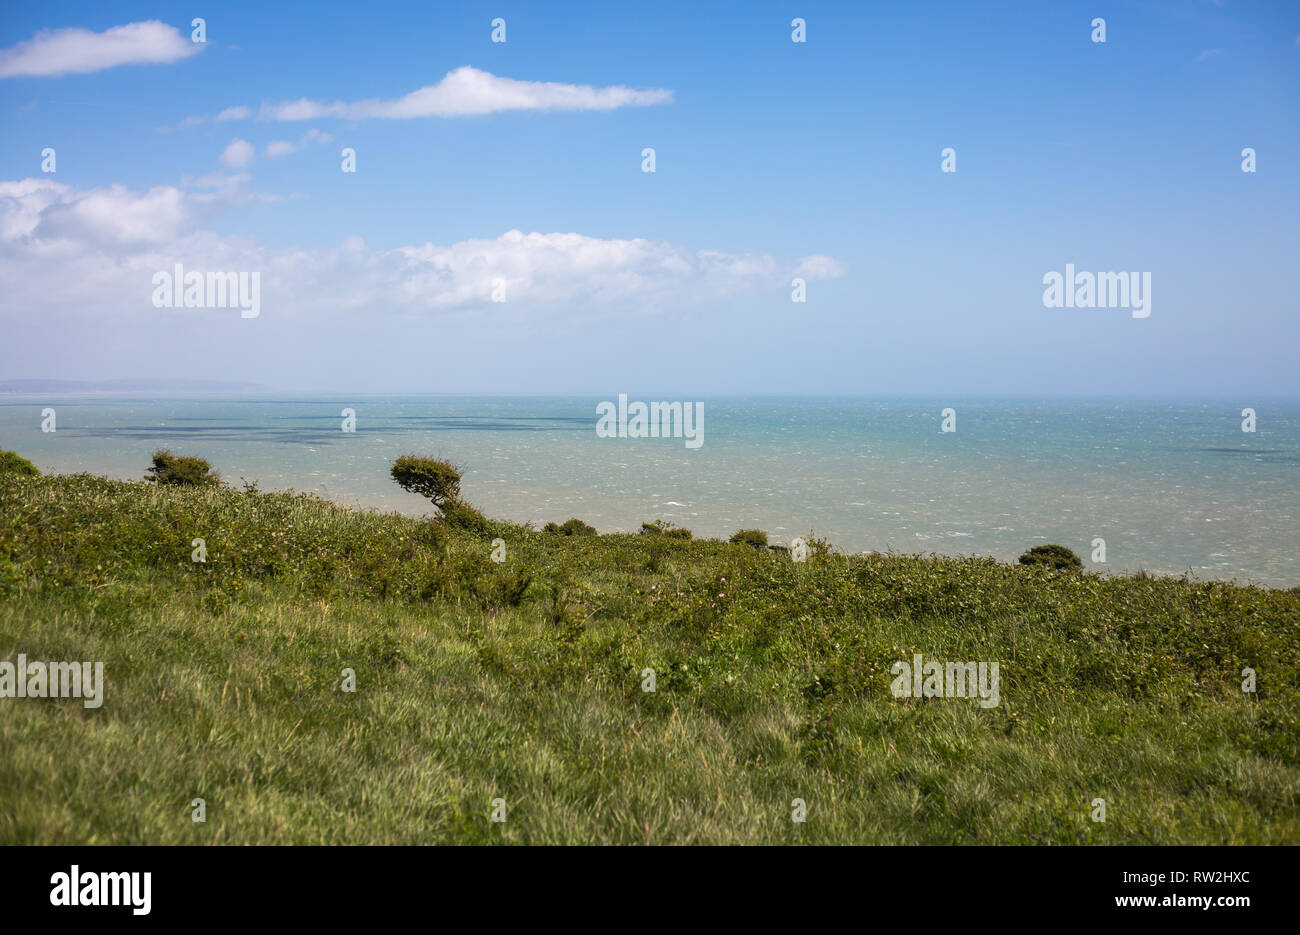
[390,455,462,510]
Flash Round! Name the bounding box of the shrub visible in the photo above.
[543,567,583,629]
[641,520,691,540]
[390,455,462,510]
[804,534,834,559]
[642,538,668,573]
[419,518,451,552]
[439,500,492,538]
[144,449,220,487]
[546,518,597,537]
[495,567,533,607]
[1018,544,1083,572]
[0,449,39,476]
[730,528,768,549]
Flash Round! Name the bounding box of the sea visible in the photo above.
[2,395,1296,588]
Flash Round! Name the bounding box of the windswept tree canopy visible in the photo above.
[390,455,462,509]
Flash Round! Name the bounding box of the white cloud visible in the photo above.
[0,180,192,246]
[0,178,69,240]
[220,139,255,168]
[265,128,333,158]
[795,255,849,280]
[0,178,843,325]
[188,66,672,124]
[188,172,250,190]
[1193,48,1222,63]
[387,230,794,310]
[0,20,200,78]
[182,172,283,206]
[178,105,251,129]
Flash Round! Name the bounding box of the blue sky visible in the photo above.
[0,0,1297,394]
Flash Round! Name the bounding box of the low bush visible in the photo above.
[144,449,220,487]
[729,528,768,549]
[641,520,691,540]
[1018,543,1084,572]
[0,449,39,476]
[438,500,493,538]
[545,518,597,537]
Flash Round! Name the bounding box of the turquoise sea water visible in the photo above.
[2,395,1296,587]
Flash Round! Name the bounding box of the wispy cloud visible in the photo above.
[185,65,672,124]
[177,172,283,207]
[794,255,848,279]
[178,105,250,129]
[1193,48,1222,63]
[265,128,333,158]
[0,21,200,78]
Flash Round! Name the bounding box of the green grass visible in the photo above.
[1,470,1297,844]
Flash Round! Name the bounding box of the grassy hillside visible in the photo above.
[1,469,1297,844]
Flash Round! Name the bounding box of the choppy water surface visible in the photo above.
[2,396,1296,587]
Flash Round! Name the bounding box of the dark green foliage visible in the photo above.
[438,500,492,538]
[544,567,582,629]
[498,568,534,606]
[144,449,220,487]
[546,518,597,537]
[390,455,462,509]
[420,517,451,552]
[0,449,39,476]
[416,551,531,610]
[1019,543,1084,572]
[641,520,691,540]
[730,528,768,549]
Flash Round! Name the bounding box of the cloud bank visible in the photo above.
[0,178,843,325]
[0,21,200,78]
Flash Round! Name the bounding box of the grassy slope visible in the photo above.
[0,471,1296,844]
